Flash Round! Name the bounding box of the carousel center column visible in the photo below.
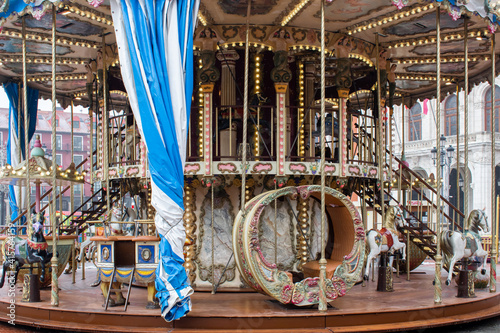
[216,50,239,159]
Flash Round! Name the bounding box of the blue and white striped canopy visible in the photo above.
[110,0,199,322]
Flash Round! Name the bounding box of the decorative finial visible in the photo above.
[30,134,45,158]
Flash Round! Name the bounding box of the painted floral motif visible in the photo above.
[391,0,409,10]
[448,6,461,21]
[32,9,46,21]
[88,0,104,8]
[218,163,237,173]
[310,163,318,175]
[489,22,497,34]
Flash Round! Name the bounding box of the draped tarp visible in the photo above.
[4,82,39,229]
[110,0,199,321]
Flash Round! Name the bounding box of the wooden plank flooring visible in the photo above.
[0,261,498,332]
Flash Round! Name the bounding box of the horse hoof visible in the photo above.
[363,275,369,281]
[432,280,435,286]
[445,279,450,286]
[146,301,160,310]
[90,280,101,287]
[481,269,486,275]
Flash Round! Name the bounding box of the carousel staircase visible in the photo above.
[61,185,120,235]
[352,148,464,274]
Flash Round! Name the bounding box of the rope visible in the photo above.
[241,2,251,210]
[318,0,327,312]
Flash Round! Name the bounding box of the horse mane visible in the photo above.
[467,209,483,233]
[384,206,396,231]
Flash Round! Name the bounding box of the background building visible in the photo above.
[392,79,500,230]
[0,105,92,223]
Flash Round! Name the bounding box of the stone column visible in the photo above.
[217,50,239,106]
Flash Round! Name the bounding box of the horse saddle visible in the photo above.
[465,233,478,254]
[379,228,394,249]
[14,239,28,258]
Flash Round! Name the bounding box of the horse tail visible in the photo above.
[440,230,454,263]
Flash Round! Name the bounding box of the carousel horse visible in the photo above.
[364,206,406,281]
[110,202,137,236]
[441,209,489,286]
[0,211,53,288]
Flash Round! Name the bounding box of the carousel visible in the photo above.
[0,0,498,331]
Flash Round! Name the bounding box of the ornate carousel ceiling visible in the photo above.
[0,0,499,104]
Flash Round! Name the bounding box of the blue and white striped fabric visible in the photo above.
[110,0,199,322]
[4,82,39,231]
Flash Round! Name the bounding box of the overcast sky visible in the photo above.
[0,86,87,113]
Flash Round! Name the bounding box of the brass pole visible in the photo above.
[455,83,460,231]
[102,35,110,225]
[22,17,30,233]
[70,97,75,284]
[464,16,470,226]
[375,33,385,228]
[318,0,327,312]
[434,4,443,305]
[50,5,59,307]
[490,34,497,293]
[211,183,215,294]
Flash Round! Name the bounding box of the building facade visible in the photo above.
[392,79,500,230]
[0,106,92,223]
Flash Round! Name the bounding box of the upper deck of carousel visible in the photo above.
[0,1,499,180]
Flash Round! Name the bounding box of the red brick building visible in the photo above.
[0,106,92,223]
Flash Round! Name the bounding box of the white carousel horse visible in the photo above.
[441,209,489,286]
[364,206,406,281]
[110,202,137,236]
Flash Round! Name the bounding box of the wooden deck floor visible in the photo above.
[0,262,498,332]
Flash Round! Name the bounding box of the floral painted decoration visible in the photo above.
[392,0,409,10]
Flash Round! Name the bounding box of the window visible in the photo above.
[444,95,457,136]
[55,135,62,150]
[73,117,80,129]
[485,85,500,132]
[73,155,84,171]
[73,136,83,151]
[0,132,3,146]
[73,184,82,195]
[409,103,421,141]
[56,154,62,167]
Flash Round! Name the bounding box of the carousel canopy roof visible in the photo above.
[0,0,499,103]
[0,156,86,186]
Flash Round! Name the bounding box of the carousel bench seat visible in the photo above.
[131,236,160,242]
[90,236,136,242]
[301,259,343,280]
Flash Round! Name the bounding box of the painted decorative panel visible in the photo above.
[258,201,296,271]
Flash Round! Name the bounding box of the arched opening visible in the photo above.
[409,103,421,141]
[444,95,457,136]
[484,85,500,132]
[448,168,465,228]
